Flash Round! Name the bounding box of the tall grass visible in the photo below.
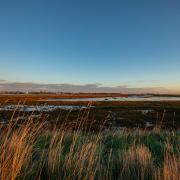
[0,109,179,180]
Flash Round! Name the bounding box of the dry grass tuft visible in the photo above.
[0,116,44,180]
[155,154,180,180]
[121,145,154,180]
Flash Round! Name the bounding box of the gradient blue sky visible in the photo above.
[0,0,180,92]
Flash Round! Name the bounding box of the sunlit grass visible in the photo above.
[0,109,179,180]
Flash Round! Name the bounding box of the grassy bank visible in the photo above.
[0,116,179,180]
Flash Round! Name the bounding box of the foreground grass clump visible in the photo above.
[0,119,179,180]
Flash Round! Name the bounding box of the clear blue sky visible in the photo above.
[0,0,180,92]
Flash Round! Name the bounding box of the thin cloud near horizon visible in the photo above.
[0,80,178,94]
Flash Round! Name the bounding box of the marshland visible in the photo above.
[0,93,179,179]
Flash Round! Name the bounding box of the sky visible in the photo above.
[0,0,180,93]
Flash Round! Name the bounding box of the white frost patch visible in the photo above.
[145,122,154,128]
[134,109,154,114]
[0,105,86,112]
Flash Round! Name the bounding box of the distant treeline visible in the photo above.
[0,91,58,94]
[0,91,179,97]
